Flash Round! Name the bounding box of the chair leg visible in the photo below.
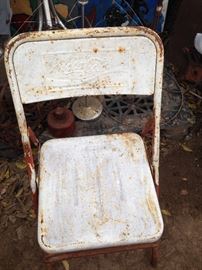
[151,246,159,267]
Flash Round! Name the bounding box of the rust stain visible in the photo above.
[146,192,160,227]
[5,26,163,63]
[119,224,130,240]
[41,235,52,248]
[5,32,30,56]
[40,213,44,224]
[119,133,137,159]
[82,79,115,90]
[141,116,155,137]
[45,242,159,261]
[28,126,39,147]
[23,142,35,174]
[118,47,126,53]
[93,48,98,53]
[41,226,48,236]
[137,26,164,58]
[95,216,110,227]
[89,215,109,241]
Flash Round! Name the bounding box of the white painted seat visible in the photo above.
[38,133,163,253]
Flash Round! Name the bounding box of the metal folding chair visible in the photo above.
[5,27,164,269]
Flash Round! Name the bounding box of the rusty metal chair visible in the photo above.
[5,27,164,269]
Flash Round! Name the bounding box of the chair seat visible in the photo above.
[38,133,163,254]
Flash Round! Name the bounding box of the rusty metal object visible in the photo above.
[5,27,164,268]
[28,126,40,147]
[44,242,159,262]
[47,107,75,137]
[4,25,164,195]
[22,141,38,212]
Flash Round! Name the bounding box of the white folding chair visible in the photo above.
[5,27,164,269]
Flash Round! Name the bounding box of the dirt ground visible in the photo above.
[166,0,202,72]
[0,129,202,270]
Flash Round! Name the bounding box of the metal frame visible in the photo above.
[4,26,164,267]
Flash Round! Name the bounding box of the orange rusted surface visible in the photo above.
[93,48,98,53]
[28,126,39,147]
[44,242,159,262]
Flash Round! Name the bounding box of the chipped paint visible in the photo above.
[37,133,163,253]
[4,26,163,188]
[118,47,126,53]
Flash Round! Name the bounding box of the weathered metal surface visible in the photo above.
[28,126,40,147]
[5,26,164,265]
[44,242,159,262]
[38,133,163,253]
[4,27,163,103]
[4,26,163,187]
[11,35,156,103]
[47,107,75,137]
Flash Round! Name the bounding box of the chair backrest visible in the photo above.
[4,27,164,193]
